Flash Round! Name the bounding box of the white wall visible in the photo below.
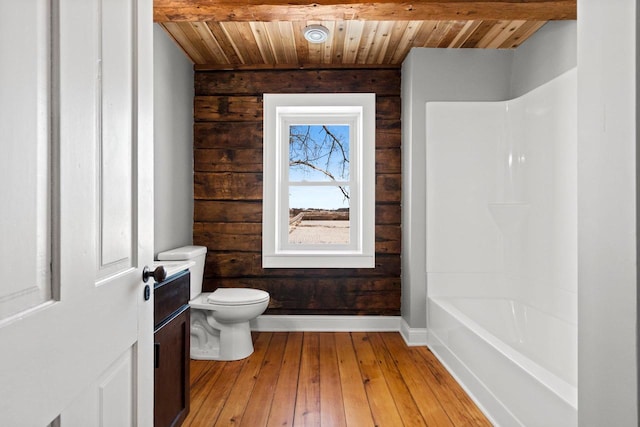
[401,22,577,331]
[153,25,194,255]
[426,69,577,329]
[425,101,508,299]
[401,49,513,329]
[577,1,638,424]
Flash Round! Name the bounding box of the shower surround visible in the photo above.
[425,69,577,426]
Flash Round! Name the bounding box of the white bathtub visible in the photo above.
[427,296,577,427]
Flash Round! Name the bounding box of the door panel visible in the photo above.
[0,0,52,321]
[61,347,135,427]
[99,0,134,273]
[0,0,154,425]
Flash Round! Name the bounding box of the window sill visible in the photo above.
[262,254,375,269]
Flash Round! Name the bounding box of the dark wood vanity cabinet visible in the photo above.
[154,270,190,427]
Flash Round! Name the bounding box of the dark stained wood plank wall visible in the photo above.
[193,68,401,315]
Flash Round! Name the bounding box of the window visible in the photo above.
[263,93,375,268]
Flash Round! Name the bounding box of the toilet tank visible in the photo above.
[157,245,207,300]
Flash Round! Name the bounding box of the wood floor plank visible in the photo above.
[241,332,289,427]
[351,332,405,426]
[381,333,455,427]
[293,332,321,426]
[334,333,376,427]
[367,332,427,426]
[184,359,246,426]
[266,332,303,427]
[190,359,216,388]
[185,332,490,427]
[214,332,273,426]
[415,346,492,426]
[187,359,225,422]
[318,333,347,427]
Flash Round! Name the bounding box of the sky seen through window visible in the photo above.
[288,124,350,210]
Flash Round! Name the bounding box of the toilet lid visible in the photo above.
[207,288,269,305]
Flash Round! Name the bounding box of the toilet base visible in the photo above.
[189,336,254,361]
[190,309,255,361]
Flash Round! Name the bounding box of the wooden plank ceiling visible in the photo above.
[154,0,577,69]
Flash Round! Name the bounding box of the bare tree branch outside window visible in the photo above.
[289,125,350,200]
[288,124,351,244]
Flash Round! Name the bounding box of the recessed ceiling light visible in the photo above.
[303,25,329,43]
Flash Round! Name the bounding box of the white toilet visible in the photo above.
[157,245,270,361]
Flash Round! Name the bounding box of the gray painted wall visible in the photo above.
[401,24,577,330]
[511,21,577,97]
[153,25,194,255]
[401,49,513,329]
[403,9,639,424]
[577,1,638,424]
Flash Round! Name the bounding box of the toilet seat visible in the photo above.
[206,288,270,306]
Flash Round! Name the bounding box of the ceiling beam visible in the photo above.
[153,0,577,22]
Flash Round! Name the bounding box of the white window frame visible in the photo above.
[263,93,375,268]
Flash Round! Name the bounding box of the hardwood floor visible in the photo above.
[184,332,491,426]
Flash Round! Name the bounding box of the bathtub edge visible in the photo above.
[427,329,520,427]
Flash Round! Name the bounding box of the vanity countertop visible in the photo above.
[152,260,195,280]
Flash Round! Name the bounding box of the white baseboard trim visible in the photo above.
[251,315,401,332]
[399,318,428,346]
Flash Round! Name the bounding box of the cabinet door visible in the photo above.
[155,307,190,427]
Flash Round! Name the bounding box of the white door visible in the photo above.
[0,0,154,425]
